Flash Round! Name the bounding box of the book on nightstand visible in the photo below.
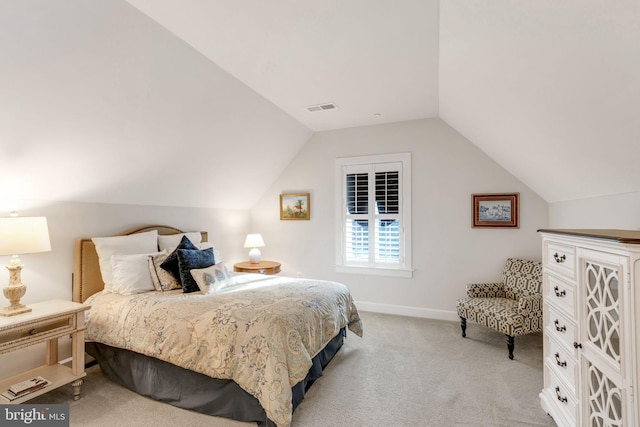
[1,376,51,401]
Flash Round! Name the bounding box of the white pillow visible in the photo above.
[92,230,159,291]
[157,232,202,251]
[191,262,233,294]
[110,251,165,295]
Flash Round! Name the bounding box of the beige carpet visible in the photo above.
[31,311,556,427]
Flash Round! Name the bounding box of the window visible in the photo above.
[335,153,412,277]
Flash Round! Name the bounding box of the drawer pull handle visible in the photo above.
[555,386,568,403]
[553,253,566,263]
[28,328,38,335]
[554,352,567,367]
[573,342,582,349]
[553,286,566,297]
[554,319,566,332]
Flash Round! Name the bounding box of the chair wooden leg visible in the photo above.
[506,335,514,360]
[460,317,467,337]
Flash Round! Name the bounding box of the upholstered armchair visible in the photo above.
[456,258,543,359]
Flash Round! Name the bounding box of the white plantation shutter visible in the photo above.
[345,171,369,264]
[337,153,411,276]
[374,169,400,264]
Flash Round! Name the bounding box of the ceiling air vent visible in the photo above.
[306,103,338,112]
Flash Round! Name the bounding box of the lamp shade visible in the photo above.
[0,216,51,256]
[243,234,265,248]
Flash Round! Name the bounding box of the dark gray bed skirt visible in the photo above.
[86,328,346,427]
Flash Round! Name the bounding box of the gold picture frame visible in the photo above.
[472,193,519,228]
[280,193,310,220]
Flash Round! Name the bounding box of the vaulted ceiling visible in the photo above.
[2,1,639,209]
[126,0,640,204]
[125,0,440,132]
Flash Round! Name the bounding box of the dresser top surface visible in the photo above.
[538,229,640,244]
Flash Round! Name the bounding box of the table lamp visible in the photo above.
[0,215,51,316]
[244,234,265,264]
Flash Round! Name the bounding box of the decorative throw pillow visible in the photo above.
[110,251,164,295]
[92,230,159,292]
[148,252,181,291]
[191,262,233,294]
[198,242,223,264]
[160,235,200,282]
[157,232,202,251]
[177,247,215,293]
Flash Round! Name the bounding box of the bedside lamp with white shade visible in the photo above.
[244,234,265,264]
[0,215,51,316]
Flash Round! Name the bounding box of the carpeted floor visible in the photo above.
[30,311,556,426]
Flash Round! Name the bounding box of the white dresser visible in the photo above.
[539,229,640,427]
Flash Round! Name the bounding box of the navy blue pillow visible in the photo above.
[177,247,215,293]
[160,235,199,282]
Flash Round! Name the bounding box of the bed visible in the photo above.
[73,225,362,427]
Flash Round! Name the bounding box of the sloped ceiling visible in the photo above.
[2,1,639,210]
[126,0,640,204]
[124,0,440,131]
[0,1,311,210]
[440,1,640,203]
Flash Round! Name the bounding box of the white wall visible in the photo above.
[549,192,640,229]
[0,199,250,378]
[251,118,549,320]
[0,0,311,210]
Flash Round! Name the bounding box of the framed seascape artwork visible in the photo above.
[280,193,310,220]
[472,193,519,228]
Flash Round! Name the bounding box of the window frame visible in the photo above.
[335,152,413,278]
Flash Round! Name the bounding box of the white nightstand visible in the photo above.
[0,300,89,403]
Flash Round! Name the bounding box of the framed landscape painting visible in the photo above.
[472,193,519,228]
[280,193,310,220]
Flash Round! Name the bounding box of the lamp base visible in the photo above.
[0,303,31,317]
[2,263,31,316]
[248,248,262,264]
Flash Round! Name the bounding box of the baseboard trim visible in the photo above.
[355,301,459,322]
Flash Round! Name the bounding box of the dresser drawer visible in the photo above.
[545,273,576,317]
[544,242,576,279]
[545,305,578,352]
[545,334,578,392]
[543,364,578,426]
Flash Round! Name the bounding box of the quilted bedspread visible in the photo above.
[84,274,363,427]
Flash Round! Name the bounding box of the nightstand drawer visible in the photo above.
[0,314,75,351]
[234,261,281,275]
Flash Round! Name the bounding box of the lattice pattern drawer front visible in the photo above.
[586,361,624,427]
[546,273,576,317]
[584,260,621,366]
[545,242,576,279]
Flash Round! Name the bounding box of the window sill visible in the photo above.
[336,265,413,278]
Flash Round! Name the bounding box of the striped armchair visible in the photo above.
[456,258,543,359]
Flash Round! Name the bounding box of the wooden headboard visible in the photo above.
[72,225,208,303]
